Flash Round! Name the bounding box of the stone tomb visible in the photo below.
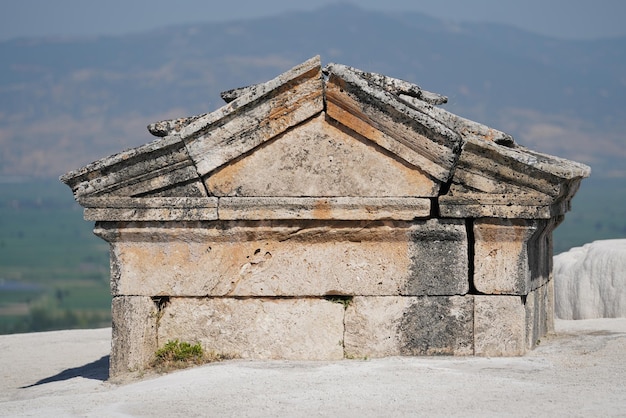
[61,56,590,377]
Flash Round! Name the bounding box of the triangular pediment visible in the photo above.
[205,114,439,197]
[60,56,590,222]
[61,56,459,203]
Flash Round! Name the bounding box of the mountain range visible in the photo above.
[1,3,624,179]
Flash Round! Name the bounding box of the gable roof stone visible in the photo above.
[61,56,590,222]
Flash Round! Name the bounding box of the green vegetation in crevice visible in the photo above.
[151,339,235,372]
[324,295,353,309]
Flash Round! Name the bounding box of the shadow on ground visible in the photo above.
[21,355,109,388]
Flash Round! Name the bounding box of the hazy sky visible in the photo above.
[1,0,625,41]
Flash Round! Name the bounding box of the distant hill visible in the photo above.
[1,3,624,179]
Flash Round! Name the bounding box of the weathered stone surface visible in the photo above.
[525,281,554,349]
[526,217,558,292]
[439,138,590,219]
[100,219,468,297]
[473,218,557,295]
[110,296,158,376]
[147,115,204,137]
[206,114,440,197]
[545,278,555,333]
[440,202,565,219]
[524,285,540,349]
[397,296,474,355]
[406,219,469,295]
[474,295,526,356]
[473,218,538,295]
[157,297,345,360]
[327,65,448,106]
[81,197,219,221]
[344,296,474,357]
[398,95,515,145]
[344,297,410,357]
[181,56,324,177]
[60,135,205,199]
[80,196,427,222]
[218,197,430,220]
[60,57,591,370]
[219,83,263,103]
[325,64,462,183]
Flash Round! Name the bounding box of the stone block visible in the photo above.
[406,219,469,295]
[473,217,556,296]
[110,296,158,377]
[157,297,345,360]
[82,197,219,221]
[102,219,468,297]
[474,295,526,356]
[344,296,410,357]
[439,202,561,219]
[526,217,558,292]
[524,286,538,349]
[218,197,431,220]
[525,280,555,349]
[546,277,555,333]
[60,135,203,199]
[344,296,474,358]
[438,137,590,219]
[473,218,539,295]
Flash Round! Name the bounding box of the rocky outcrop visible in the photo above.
[554,240,626,319]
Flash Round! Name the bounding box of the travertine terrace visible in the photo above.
[61,56,590,377]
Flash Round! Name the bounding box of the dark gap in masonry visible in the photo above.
[465,219,482,295]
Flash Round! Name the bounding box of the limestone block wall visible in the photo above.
[99,216,557,376]
[60,56,590,378]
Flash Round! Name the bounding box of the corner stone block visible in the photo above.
[110,296,158,378]
[474,295,526,356]
[157,297,345,360]
[525,281,555,349]
[473,218,540,295]
[524,286,538,349]
[546,278,555,333]
[344,296,474,358]
[526,217,559,292]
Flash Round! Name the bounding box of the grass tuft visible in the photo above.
[151,339,235,372]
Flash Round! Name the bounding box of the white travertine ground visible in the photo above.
[1,319,625,417]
